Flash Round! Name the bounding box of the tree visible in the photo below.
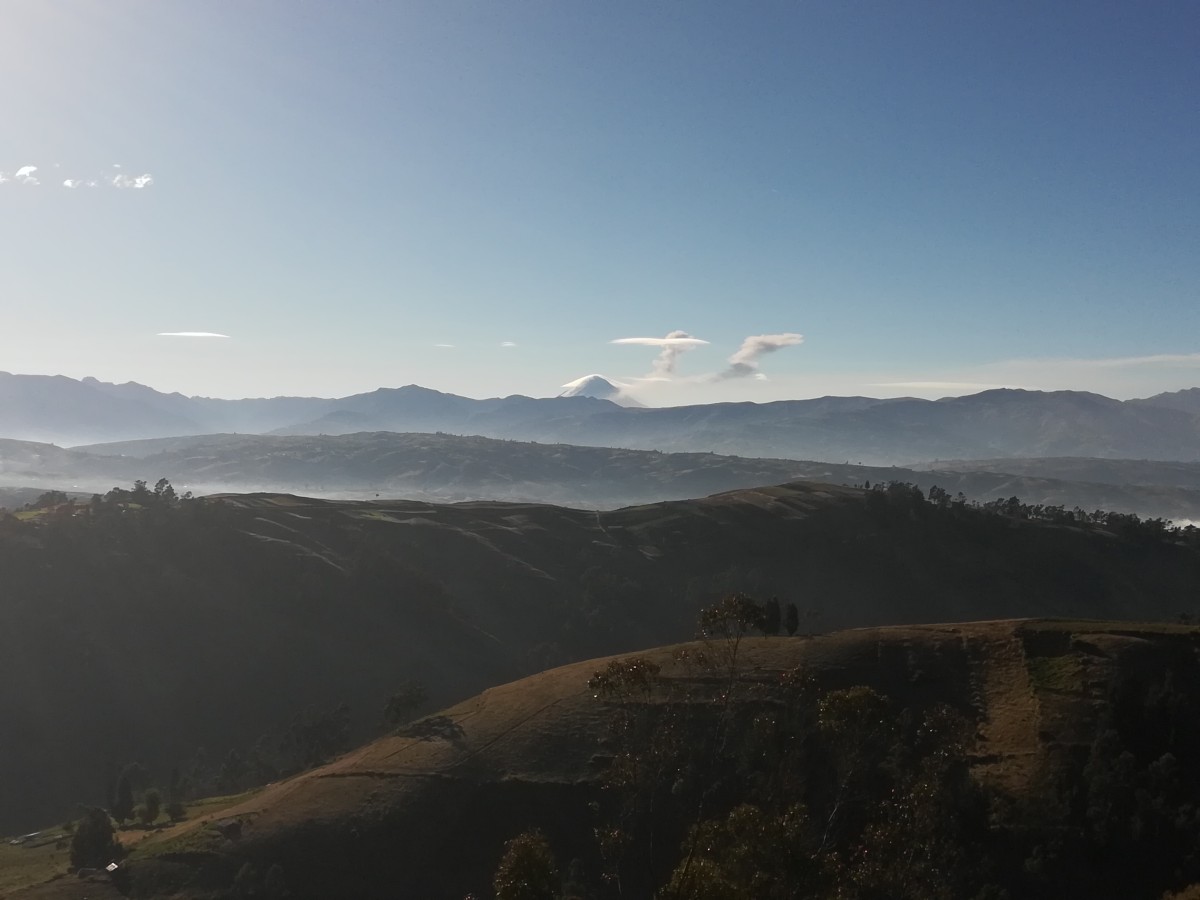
[232,862,261,898]
[264,863,290,898]
[112,771,135,824]
[139,787,161,825]
[664,804,823,900]
[784,603,800,637]
[383,680,429,729]
[153,478,177,505]
[761,597,781,636]
[166,767,187,821]
[30,490,68,509]
[70,807,120,870]
[493,829,560,900]
[699,593,764,641]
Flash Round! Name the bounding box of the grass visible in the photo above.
[0,791,259,895]
[128,790,260,860]
[0,829,72,896]
[1027,655,1083,693]
[128,822,225,860]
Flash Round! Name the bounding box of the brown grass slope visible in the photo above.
[28,618,1189,900]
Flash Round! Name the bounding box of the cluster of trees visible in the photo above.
[17,479,191,516]
[870,479,1195,546]
[489,598,1200,899]
[107,763,187,828]
[698,592,809,639]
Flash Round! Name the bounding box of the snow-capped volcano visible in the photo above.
[558,374,645,407]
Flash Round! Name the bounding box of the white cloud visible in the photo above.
[714,332,804,380]
[611,334,709,349]
[434,343,455,348]
[156,332,231,338]
[500,341,517,347]
[111,172,153,189]
[2,163,153,189]
[612,330,709,376]
[561,373,631,390]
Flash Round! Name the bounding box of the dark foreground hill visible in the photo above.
[19,620,1200,899]
[3,482,1200,837]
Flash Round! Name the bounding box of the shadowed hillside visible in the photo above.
[2,481,1200,836]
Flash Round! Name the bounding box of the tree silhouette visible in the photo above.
[762,598,782,636]
[70,807,120,870]
[112,772,135,825]
[494,829,560,900]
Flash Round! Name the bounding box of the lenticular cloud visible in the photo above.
[612,330,709,376]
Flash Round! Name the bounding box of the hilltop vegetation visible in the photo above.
[3,479,1200,836]
[25,618,1200,900]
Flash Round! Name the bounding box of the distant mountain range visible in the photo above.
[3,371,1200,463]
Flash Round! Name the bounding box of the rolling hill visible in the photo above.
[15,619,1200,899]
[2,482,1200,837]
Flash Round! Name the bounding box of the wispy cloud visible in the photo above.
[111,172,153,189]
[156,332,230,338]
[1024,352,1200,370]
[868,381,1018,392]
[434,343,456,349]
[500,341,517,348]
[714,333,804,381]
[612,330,709,376]
[2,163,153,189]
[862,352,1200,401]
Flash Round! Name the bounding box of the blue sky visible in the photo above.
[2,1,1197,403]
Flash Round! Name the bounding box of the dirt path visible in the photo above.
[969,631,1042,795]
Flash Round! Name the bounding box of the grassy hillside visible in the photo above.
[15,619,1200,899]
[2,481,1199,837]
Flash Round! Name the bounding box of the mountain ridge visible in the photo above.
[3,373,1200,463]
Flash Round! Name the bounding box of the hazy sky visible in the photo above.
[2,1,1197,403]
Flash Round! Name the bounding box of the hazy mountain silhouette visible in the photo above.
[3,374,1200,463]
